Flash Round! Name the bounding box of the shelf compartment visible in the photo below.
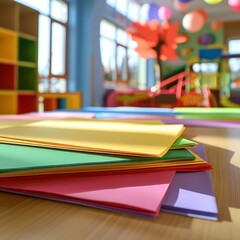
[0,28,17,61]
[18,36,37,63]
[43,98,58,111]
[38,92,82,110]
[0,91,17,114]
[0,63,16,90]
[18,3,39,37]
[18,66,37,91]
[18,93,37,114]
[0,1,18,31]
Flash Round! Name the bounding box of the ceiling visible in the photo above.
[137,0,240,23]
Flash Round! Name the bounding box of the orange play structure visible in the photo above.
[105,71,213,108]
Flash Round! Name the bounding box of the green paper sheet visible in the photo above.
[171,137,197,149]
[174,107,240,119]
[0,143,196,175]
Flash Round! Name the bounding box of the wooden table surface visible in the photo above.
[1,126,240,240]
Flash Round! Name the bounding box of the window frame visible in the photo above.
[100,19,140,88]
[101,0,143,89]
[39,0,69,93]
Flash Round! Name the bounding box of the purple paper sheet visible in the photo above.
[162,118,240,129]
[161,145,218,220]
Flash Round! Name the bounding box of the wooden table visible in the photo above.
[1,126,240,240]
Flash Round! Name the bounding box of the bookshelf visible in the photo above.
[0,0,38,114]
[38,92,82,112]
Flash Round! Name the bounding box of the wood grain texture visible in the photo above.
[1,127,240,240]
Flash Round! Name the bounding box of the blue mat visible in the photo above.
[60,106,178,116]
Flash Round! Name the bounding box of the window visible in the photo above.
[192,63,218,73]
[100,19,140,88]
[106,0,115,8]
[227,39,240,90]
[15,0,68,93]
[191,62,219,89]
[102,0,145,89]
[228,39,240,72]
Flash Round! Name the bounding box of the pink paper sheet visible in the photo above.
[0,112,94,120]
[0,171,175,217]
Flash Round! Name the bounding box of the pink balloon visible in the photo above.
[182,11,205,33]
[158,6,172,20]
[173,0,191,12]
[228,0,240,12]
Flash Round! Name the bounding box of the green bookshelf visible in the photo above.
[18,36,37,63]
[18,65,37,91]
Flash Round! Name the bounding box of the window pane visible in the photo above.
[192,63,200,73]
[38,15,50,77]
[128,49,139,87]
[229,39,240,54]
[128,38,137,48]
[117,29,128,46]
[106,0,115,8]
[117,45,127,81]
[100,20,116,40]
[51,22,66,75]
[229,58,240,72]
[15,0,50,14]
[139,4,149,22]
[138,59,147,89]
[228,39,240,73]
[38,78,49,93]
[51,0,68,23]
[116,0,127,15]
[200,63,218,73]
[127,0,140,21]
[100,37,116,81]
[50,78,67,92]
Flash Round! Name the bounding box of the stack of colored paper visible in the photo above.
[0,118,217,220]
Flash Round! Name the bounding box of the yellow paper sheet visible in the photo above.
[0,120,37,129]
[0,119,185,157]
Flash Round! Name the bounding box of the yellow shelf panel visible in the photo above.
[0,27,17,36]
[18,61,37,68]
[18,90,37,95]
[0,58,17,65]
[39,92,80,98]
[0,92,17,114]
[0,29,17,61]
[0,90,18,95]
[38,92,82,110]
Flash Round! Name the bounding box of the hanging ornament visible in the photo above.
[179,0,192,3]
[158,6,172,21]
[182,11,206,33]
[211,19,223,31]
[173,0,191,13]
[204,0,223,4]
[228,0,240,12]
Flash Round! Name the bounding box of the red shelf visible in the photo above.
[0,63,16,89]
[18,93,37,114]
